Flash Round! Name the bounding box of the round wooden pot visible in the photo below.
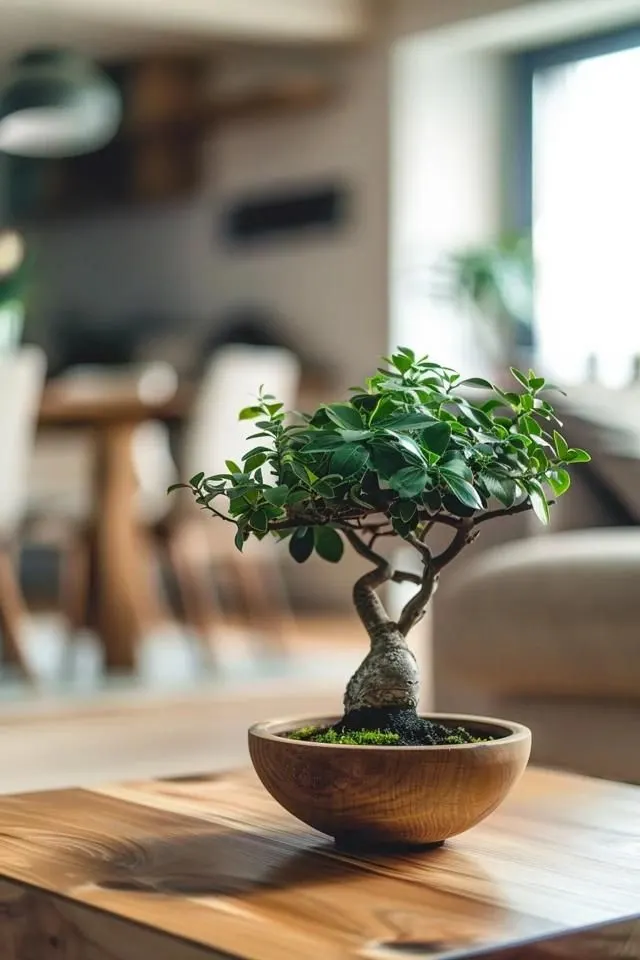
[249,713,531,847]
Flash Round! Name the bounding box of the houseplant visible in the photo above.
[173,349,589,846]
[438,234,534,373]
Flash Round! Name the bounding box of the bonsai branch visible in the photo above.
[392,570,423,586]
[433,519,476,571]
[474,499,537,525]
[396,520,476,636]
[397,566,436,636]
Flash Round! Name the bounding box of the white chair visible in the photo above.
[162,345,300,660]
[0,346,46,678]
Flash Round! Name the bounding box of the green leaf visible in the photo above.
[399,500,417,522]
[385,430,428,464]
[527,480,550,525]
[510,367,530,389]
[548,468,571,496]
[314,526,344,563]
[392,516,413,537]
[389,465,428,498]
[234,529,245,552]
[369,396,398,424]
[441,473,484,510]
[397,345,416,361]
[423,489,442,511]
[189,472,205,487]
[540,382,567,396]
[249,509,268,533]
[263,485,289,507]
[167,483,189,494]
[339,429,372,443]
[440,455,473,482]
[289,528,314,563]
[290,461,315,485]
[479,471,517,507]
[313,479,336,498]
[330,444,369,477]
[529,376,546,391]
[288,489,310,505]
[530,448,549,472]
[324,403,364,430]
[238,406,262,421]
[565,448,591,463]
[225,461,241,475]
[482,398,505,413]
[456,402,494,430]
[553,430,569,460]
[494,388,521,407]
[458,377,493,389]
[378,411,437,430]
[421,421,451,457]
[242,446,271,461]
[302,434,345,452]
[520,414,542,436]
[391,353,413,373]
[244,453,267,472]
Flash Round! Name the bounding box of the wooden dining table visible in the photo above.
[38,382,192,673]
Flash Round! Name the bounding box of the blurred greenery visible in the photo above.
[446,235,533,328]
[434,236,534,358]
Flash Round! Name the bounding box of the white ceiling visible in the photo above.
[0,0,370,61]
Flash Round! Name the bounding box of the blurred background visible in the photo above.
[0,0,639,790]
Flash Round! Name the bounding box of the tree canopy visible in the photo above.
[172,349,589,636]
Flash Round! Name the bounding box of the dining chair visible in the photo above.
[27,363,178,641]
[0,346,47,679]
[160,344,301,662]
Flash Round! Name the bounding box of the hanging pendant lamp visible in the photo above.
[0,49,121,158]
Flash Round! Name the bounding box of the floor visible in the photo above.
[0,614,365,794]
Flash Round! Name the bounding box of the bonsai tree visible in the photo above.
[172,350,589,744]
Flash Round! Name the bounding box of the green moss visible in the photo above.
[285,722,491,746]
[286,726,401,745]
[286,725,319,741]
[443,726,489,745]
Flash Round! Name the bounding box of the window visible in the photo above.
[518,27,640,387]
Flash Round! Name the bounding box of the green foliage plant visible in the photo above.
[171,349,589,731]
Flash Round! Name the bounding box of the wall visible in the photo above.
[206,45,390,607]
[207,45,390,391]
[27,45,389,394]
[390,45,508,373]
[391,0,534,36]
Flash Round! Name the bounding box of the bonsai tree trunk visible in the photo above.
[343,563,420,716]
[338,527,453,735]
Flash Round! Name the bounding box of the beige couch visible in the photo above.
[432,395,640,783]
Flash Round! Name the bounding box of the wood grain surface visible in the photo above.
[0,767,637,960]
[249,714,531,846]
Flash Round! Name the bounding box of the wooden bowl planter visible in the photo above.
[249,713,531,847]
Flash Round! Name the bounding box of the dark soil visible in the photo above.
[334,707,490,746]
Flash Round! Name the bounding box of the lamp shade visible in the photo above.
[0,50,121,158]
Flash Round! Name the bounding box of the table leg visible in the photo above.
[94,423,161,672]
[0,547,33,681]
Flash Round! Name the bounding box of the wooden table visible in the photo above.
[38,383,190,671]
[0,766,637,959]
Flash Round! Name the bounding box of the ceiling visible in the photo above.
[0,0,371,62]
